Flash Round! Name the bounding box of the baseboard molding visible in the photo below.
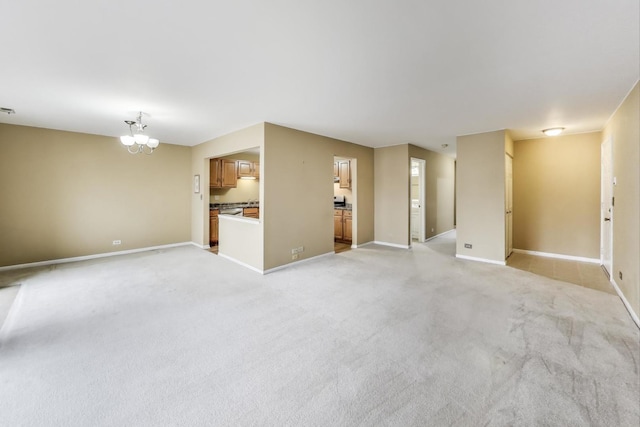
[424,229,456,242]
[373,241,411,249]
[217,253,264,274]
[512,249,599,264]
[455,254,506,266]
[0,242,195,272]
[609,277,640,329]
[263,252,335,274]
[352,241,373,248]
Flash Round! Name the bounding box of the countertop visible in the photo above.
[210,203,258,210]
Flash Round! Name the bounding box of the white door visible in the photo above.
[505,154,513,258]
[601,137,613,276]
[410,158,426,243]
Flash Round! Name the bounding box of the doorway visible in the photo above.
[601,136,613,277]
[334,156,356,253]
[410,158,426,243]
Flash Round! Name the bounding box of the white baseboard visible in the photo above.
[217,253,264,274]
[609,277,640,329]
[424,229,456,242]
[455,254,506,266]
[512,249,599,264]
[373,241,411,249]
[352,241,373,248]
[263,252,335,274]
[0,242,195,272]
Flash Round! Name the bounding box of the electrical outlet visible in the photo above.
[292,254,299,260]
[214,195,220,200]
[431,228,435,233]
[464,243,472,249]
[112,240,122,245]
[619,271,623,280]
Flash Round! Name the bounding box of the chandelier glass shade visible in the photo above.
[120,112,159,154]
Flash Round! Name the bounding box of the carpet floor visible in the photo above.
[0,232,638,426]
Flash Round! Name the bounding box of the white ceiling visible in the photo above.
[1,1,638,156]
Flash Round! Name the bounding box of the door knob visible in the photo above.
[604,217,611,221]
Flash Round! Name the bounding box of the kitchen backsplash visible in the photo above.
[210,178,259,203]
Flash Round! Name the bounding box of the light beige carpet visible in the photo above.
[0,233,638,426]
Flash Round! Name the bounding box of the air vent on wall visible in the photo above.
[0,107,16,114]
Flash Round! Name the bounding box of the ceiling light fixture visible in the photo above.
[119,111,159,154]
[0,107,16,114]
[542,127,565,137]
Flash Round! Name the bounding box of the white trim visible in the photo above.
[512,249,600,264]
[0,242,195,272]
[372,241,411,249]
[424,229,456,242]
[456,254,506,266]
[217,253,264,274]
[192,242,210,250]
[263,252,335,274]
[352,241,374,248]
[609,278,640,329]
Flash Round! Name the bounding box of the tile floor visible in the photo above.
[507,252,616,295]
[334,242,351,254]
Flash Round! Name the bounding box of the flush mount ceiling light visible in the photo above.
[542,127,565,137]
[119,111,159,155]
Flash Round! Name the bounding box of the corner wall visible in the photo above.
[0,123,192,267]
[456,130,507,263]
[602,82,640,319]
[263,123,374,270]
[374,145,410,246]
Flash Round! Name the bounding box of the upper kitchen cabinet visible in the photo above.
[210,158,238,188]
[237,160,260,179]
[338,160,351,189]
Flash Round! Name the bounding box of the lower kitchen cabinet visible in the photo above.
[334,209,352,243]
[243,207,259,218]
[210,209,219,246]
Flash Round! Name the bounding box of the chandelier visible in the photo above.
[119,111,159,154]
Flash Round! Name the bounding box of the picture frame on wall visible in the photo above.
[194,174,200,193]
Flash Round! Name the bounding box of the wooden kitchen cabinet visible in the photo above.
[333,161,339,179]
[210,209,219,246]
[334,210,344,240]
[237,160,259,179]
[334,209,352,242]
[210,159,238,188]
[243,207,259,218]
[338,160,351,189]
[343,210,352,241]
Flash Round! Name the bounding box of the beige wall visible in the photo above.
[409,145,456,239]
[456,130,507,263]
[263,123,374,270]
[0,123,191,267]
[513,132,602,258]
[603,82,640,317]
[374,145,410,246]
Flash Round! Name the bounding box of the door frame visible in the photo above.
[600,136,613,276]
[410,158,426,243]
[505,153,513,258]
